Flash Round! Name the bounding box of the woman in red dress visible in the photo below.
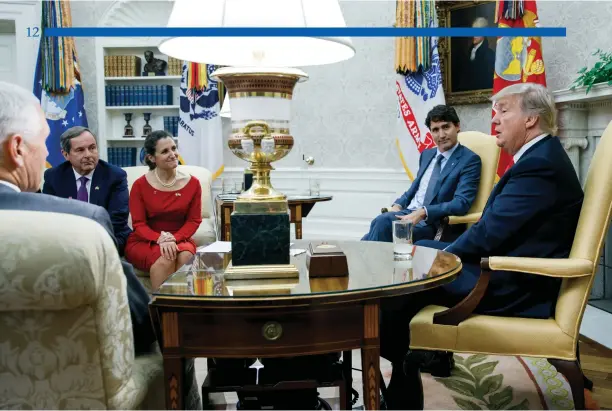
[125,130,202,290]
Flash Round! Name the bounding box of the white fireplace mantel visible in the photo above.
[553,83,612,184]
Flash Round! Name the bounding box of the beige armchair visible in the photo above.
[408,121,612,410]
[434,131,500,240]
[0,210,164,409]
[123,165,217,290]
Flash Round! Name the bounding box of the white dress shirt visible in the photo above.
[470,41,483,61]
[0,179,20,192]
[513,133,549,163]
[405,143,459,213]
[73,168,95,202]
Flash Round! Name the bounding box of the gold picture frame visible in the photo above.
[437,0,497,105]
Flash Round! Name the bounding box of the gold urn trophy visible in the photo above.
[211,67,308,279]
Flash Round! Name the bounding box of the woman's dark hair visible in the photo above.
[425,105,460,128]
[144,130,173,170]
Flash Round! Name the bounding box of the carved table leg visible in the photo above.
[341,350,353,410]
[162,311,183,410]
[164,357,184,410]
[294,204,303,239]
[223,206,231,241]
[361,301,380,410]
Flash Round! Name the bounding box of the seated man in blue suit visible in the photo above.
[362,105,481,243]
[43,126,131,256]
[380,83,584,409]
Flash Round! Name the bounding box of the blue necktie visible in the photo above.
[423,155,444,206]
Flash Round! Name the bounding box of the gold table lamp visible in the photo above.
[159,0,355,279]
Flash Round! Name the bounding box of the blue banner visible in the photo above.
[33,49,88,167]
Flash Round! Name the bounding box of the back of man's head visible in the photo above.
[0,81,43,156]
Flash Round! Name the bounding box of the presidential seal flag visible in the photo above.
[395,0,445,180]
[33,0,88,168]
[179,62,224,179]
[492,0,547,178]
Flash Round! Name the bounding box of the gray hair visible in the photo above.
[472,17,488,28]
[491,82,558,135]
[60,126,96,153]
[0,81,44,154]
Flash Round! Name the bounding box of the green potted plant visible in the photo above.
[570,49,612,94]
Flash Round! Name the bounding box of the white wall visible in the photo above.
[0,1,39,90]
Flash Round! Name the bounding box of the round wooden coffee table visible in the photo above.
[150,241,462,410]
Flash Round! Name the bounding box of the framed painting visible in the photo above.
[437,0,497,105]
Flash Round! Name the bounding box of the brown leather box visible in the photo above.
[306,242,349,278]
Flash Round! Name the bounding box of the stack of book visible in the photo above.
[104,55,142,77]
[105,85,173,106]
[107,147,137,167]
[163,116,180,136]
[168,57,182,75]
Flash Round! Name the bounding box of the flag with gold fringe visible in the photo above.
[395,0,446,180]
[178,62,225,180]
[492,0,547,178]
[33,0,88,168]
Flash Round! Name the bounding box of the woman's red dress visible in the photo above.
[125,175,202,271]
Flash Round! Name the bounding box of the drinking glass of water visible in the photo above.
[393,220,413,260]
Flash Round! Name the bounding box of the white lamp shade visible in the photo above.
[220,96,231,118]
[158,0,355,67]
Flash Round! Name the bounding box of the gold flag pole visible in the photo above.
[395,0,416,74]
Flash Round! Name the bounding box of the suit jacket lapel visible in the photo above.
[437,145,463,186]
[62,166,78,200]
[480,138,552,216]
[482,171,509,213]
[515,135,552,165]
[89,165,102,206]
[412,149,435,188]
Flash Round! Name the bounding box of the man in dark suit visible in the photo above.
[0,81,154,356]
[43,126,131,256]
[362,105,482,243]
[381,83,584,409]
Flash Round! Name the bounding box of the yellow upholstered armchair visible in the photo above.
[407,121,612,410]
[434,131,500,240]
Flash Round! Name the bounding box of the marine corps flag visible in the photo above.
[492,0,547,178]
[395,0,445,180]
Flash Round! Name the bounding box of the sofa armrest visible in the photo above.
[108,354,164,410]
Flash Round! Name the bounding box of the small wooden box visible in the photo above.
[306,242,349,278]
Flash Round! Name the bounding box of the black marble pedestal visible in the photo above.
[230,212,290,266]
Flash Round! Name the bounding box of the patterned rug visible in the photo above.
[196,351,580,409]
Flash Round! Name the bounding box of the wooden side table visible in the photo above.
[216,195,332,240]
